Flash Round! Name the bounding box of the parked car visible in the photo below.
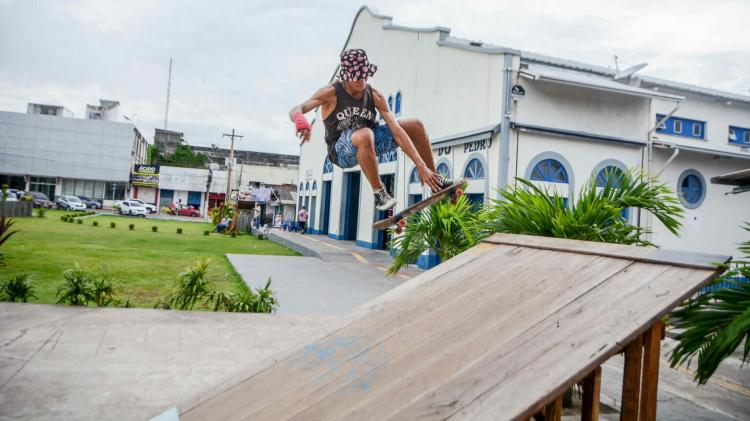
[57,195,86,211]
[127,199,157,213]
[29,192,55,208]
[167,203,201,217]
[77,196,102,209]
[119,200,147,217]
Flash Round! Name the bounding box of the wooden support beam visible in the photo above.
[544,395,563,421]
[639,321,664,421]
[620,335,643,421]
[582,366,602,421]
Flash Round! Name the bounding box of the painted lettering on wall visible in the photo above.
[463,138,492,153]
[437,147,452,156]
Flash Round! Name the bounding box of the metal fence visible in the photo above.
[699,261,749,294]
[0,201,33,217]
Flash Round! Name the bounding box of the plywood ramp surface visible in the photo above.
[179,234,728,421]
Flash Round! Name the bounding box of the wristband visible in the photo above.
[293,112,311,131]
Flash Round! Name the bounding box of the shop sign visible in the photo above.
[463,138,492,153]
[130,164,160,187]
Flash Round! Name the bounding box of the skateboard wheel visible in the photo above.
[455,188,464,197]
[395,226,403,234]
[398,219,407,228]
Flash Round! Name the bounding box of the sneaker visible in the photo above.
[436,174,454,191]
[374,188,397,211]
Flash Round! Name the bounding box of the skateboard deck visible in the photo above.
[373,178,466,231]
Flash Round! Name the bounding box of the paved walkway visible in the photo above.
[229,229,423,316]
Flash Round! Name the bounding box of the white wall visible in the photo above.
[237,163,298,187]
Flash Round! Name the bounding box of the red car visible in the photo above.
[167,203,201,217]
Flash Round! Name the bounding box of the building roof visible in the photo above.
[710,169,750,194]
[346,6,750,106]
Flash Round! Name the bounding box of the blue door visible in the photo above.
[342,172,360,241]
[187,191,202,209]
[321,181,332,234]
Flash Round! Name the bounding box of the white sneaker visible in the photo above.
[374,188,397,211]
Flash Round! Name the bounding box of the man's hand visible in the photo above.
[292,112,312,145]
[417,164,443,193]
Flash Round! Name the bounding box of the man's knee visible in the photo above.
[399,118,424,133]
[351,127,375,148]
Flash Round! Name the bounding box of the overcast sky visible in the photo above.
[1,0,748,155]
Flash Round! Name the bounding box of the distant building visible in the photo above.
[154,128,186,156]
[192,146,299,186]
[26,103,74,118]
[85,99,120,121]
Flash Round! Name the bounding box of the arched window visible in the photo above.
[436,162,451,178]
[388,95,393,111]
[531,159,568,184]
[305,181,310,191]
[395,91,402,115]
[596,166,625,188]
[299,182,303,191]
[323,157,333,174]
[312,181,317,190]
[463,158,485,180]
[678,170,706,209]
[409,167,420,184]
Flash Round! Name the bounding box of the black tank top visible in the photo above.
[323,82,378,163]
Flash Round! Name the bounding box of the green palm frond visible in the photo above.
[669,224,750,384]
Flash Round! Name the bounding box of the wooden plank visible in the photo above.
[639,321,663,421]
[544,395,563,421]
[247,250,603,420]
[620,336,642,421]
[582,366,601,421]
[179,241,501,418]
[483,233,730,270]
[391,265,714,420]
[286,255,627,421]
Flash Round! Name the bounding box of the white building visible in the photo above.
[27,103,74,118]
[297,7,750,268]
[0,108,147,207]
[85,99,120,121]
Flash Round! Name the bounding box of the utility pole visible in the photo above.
[164,58,173,129]
[222,129,243,201]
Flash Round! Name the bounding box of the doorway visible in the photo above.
[341,172,360,241]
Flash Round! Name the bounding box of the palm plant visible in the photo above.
[486,169,683,246]
[57,263,95,306]
[253,278,279,313]
[388,193,489,274]
[92,269,119,307]
[0,186,19,267]
[166,259,213,310]
[669,223,750,384]
[1,273,36,303]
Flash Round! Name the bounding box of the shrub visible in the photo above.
[21,194,33,202]
[68,218,74,223]
[77,219,83,224]
[110,222,116,229]
[176,228,183,234]
[92,270,118,307]
[152,226,158,232]
[36,209,46,218]
[61,216,67,221]
[92,221,99,227]
[204,230,210,236]
[212,278,278,313]
[0,273,36,303]
[57,263,95,306]
[257,233,264,240]
[129,223,135,230]
[166,259,213,310]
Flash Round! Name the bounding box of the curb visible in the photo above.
[251,228,321,259]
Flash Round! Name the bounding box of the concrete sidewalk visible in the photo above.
[0,303,331,420]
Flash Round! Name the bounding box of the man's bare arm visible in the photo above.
[289,85,336,143]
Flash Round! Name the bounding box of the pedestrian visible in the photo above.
[289,48,450,211]
[297,206,309,234]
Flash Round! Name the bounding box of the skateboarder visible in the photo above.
[289,48,450,211]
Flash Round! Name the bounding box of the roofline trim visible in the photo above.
[512,122,646,147]
[383,24,451,34]
[431,123,501,147]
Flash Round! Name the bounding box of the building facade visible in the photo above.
[297,7,750,266]
[0,107,147,206]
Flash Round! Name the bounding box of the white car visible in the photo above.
[127,199,157,213]
[57,195,86,211]
[119,200,147,217]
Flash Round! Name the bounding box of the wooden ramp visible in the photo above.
[178,234,729,421]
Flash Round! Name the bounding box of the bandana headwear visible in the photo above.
[338,49,377,81]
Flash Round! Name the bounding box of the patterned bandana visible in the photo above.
[338,48,378,81]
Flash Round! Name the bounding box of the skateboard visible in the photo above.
[373,178,466,232]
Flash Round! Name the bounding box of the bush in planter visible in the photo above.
[61,216,67,221]
[67,218,74,223]
[92,221,98,227]
[176,228,183,234]
[151,226,158,232]
[204,230,210,236]
[128,223,135,230]
[57,263,95,306]
[110,222,116,229]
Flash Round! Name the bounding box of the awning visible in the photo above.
[653,141,750,161]
[711,169,750,194]
[431,123,501,148]
[520,65,684,101]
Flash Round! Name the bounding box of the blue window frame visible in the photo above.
[530,159,568,183]
[323,157,333,174]
[678,170,706,209]
[395,91,402,115]
[464,158,485,180]
[299,182,303,191]
[436,163,451,178]
[656,114,705,140]
[305,181,310,191]
[388,95,393,111]
[312,181,317,190]
[729,126,750,146]
[409,167,420,184]
[595,166,625,188]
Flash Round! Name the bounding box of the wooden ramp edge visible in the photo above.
[170,236,729,421]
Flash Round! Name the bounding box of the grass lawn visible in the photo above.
[2,209,298,308]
